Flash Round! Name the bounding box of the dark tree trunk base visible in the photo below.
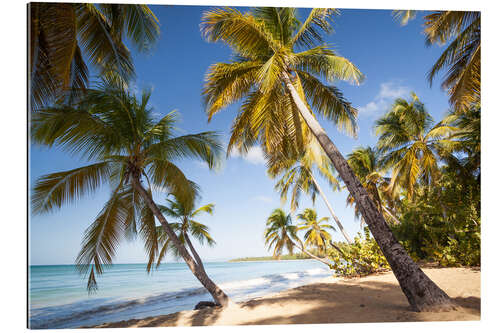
[194,301,220,310]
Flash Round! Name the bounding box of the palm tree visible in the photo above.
[155,193,216,270]
[439,105,480,182]
[202,6,454,311]
[346,146,400,225]
[264,208,331,266]
[31,81,231,306]
[29,3,159,109]
[393,10,480,112]
[297,208,335,255]
[375,93,455,200]
[270,139,353,243]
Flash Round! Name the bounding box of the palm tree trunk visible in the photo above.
[292,242,332,267]
[131,176,231,307]
[382,205,402,225]
[310,173,353,243]
[284,74,455,312]
[184,232,204,268]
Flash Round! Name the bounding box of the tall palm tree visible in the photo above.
[155,193,216,270]
[393,10,480,112]
[346,146,401,225]
[29,3,159,109]
[264,208,331,266]
[270,139,353,243]
[375,93,456,200]
[31,81,231,306]
[202,6,454,311]
[297,208,335,255]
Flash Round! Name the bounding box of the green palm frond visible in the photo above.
[30,3,159,108]
[392,10,417,26]
[201,7,279,57]
[140,204,159,273]
[75,188,129,292]
[32,162,112,214]
[291,8,338,48]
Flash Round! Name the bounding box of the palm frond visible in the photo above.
[32,162,112,214]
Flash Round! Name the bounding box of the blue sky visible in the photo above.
[29,5,452,265]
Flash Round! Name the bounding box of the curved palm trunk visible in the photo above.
[292,242,332,267]
[310,173,353,243]
[284,74,454,312]
[184,232,204,268]
[131,177,231,307]
[382,205,402,225]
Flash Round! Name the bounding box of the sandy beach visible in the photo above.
[89,266,480,328]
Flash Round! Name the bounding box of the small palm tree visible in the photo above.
[393,10,480,111]
[202,7,454,311]
[29,3,159,109]
[264,208,299,259]
[297,208,335,255]
[155,193,216,268]
[31,81,230,306]
[375,93,455,200]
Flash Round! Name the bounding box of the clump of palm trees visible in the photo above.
[30,4,480,314]
[264,208,334,267]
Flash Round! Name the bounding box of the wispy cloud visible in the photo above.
[357,81,411,117]
[229,146,266,165]
[252,195,274,203]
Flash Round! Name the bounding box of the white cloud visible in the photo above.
[357,81,411,116]
[252,195,273,203]
[229,145,266,165]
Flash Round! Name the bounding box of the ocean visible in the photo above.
[28,260,331,329]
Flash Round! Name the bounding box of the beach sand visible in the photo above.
[90,267,480,328]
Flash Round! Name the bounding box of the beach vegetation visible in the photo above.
[329,227,390,277]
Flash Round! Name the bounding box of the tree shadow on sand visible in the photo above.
[93,273,480,328]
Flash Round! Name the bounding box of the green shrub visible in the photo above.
[328,227,390,277]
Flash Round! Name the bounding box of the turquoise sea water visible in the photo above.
[29,260,331,329]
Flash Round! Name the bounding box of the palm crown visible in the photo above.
[155,193,216,265]
[31,81,223,290]
[375,93,455,199]
[264,208,299,258]
[201,7,364,160]
[297,208,334,254]
[30,3,160,109]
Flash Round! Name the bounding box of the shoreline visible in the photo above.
[88,266,480,328]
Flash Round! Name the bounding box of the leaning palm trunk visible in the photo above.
[131,176,231,306]
[310,174,353,243]
[292,242,332,267]
[283,74,454,312]
[382,206,402,225]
